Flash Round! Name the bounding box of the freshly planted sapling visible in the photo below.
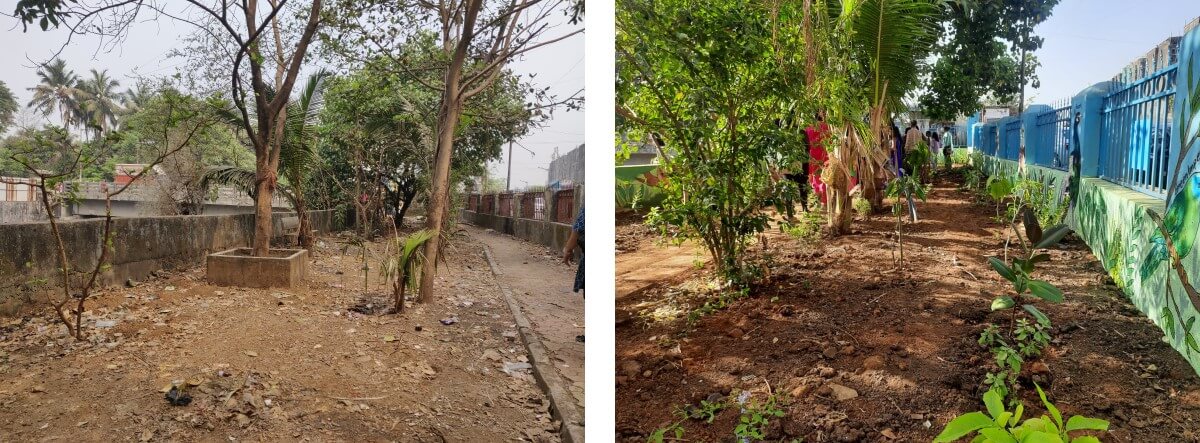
[983,208,1070,401]
[934,386,1109,443]
[885,174,929,271]
[987,175,1016,219]
[988,208,1070,329]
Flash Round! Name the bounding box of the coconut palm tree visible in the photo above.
[200,69,332,248]
[77,68,122,137]
[27,59,84,131]
[116,82,155,127]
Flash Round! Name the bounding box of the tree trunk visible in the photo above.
[396,189,417,228]
[418,64,468,304]
[252,165,275,256]
[296,195,313,249]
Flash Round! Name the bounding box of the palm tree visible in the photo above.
[77,68,122,137]
[810,0,941,234]
[280,69,332,248]
[200,70,332,248]
[27,59,83,131]
[0,80,18,134]
[116,82,155,127]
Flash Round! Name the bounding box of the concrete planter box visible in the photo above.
[206,248,307,288]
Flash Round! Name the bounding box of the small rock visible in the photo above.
[728,328,745,339]
[862,355,886,371]
[502,362,533,375]
[840,345,856,355]
[619,360,642,378]
[30,385,45,393]
[1030,361,1050,375]
[822,346,839,359]
[826,383,858,401]
[819,367,837,378]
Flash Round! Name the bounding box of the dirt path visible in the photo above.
[464,225,586,418]
[0,230,560,442]
[615,212,707,299]
[616,172,1200,442]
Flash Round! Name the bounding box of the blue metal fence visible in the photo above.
[1099,64,1177,198]
[980,125,998,156]
[1034,101,1072,170]
[1003,119,1022,160]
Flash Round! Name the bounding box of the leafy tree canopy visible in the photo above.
[920,0,1060,120]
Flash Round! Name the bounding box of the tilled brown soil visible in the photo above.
[616,173,1200,442]
[0,228,560,442]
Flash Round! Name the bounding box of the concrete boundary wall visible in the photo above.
[0,202,48,224]
[460,210,574,252]
[0,209,345,288]
[977,155,1200,375]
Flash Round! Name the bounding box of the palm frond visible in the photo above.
[847,0,942,111]
[381,229,436,293]
[200,166,257,199]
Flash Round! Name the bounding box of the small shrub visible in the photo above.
[934,386,1109,443]
[733,394,785,442]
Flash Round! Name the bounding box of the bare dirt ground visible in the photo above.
[616,172,1200,442]
[0,227,561,442]
[463,225,585,417]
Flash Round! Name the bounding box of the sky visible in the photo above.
[0,5,583,190]
[1028,0,1200,104]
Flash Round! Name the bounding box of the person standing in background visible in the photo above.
[806,112,831,206]
[890,123,905,177]
[929,131,942,172]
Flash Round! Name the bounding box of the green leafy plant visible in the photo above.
[734,394,785,442]
[781,211,824,241]
[885,174,929,271]
[983,207,1070,401]
[647,398,730,443]
[986,175,1016,219]
[647,420,685,443]
[1005,178,1067,231]
[934,386,1109,443]
[978,318,1051,399]
[380,229,435,313]
[687,288,750,326]
[687,398,727,423]
[905,141,933,182]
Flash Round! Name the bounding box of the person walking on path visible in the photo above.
[562,206,584,342]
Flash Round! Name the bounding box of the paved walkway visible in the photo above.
[464,225,586,417]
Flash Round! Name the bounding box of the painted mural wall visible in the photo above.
[971,26,1200,375]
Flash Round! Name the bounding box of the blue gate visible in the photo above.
[1034,102,1071,170]
[1099,64,1178,197]
[1003,119,1022,160]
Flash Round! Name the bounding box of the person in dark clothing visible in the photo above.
[890,123,905,177]
[783,130,812,212]
[563,207,584,342]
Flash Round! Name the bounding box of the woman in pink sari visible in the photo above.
[806,112,830,205]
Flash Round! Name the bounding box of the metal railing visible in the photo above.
[1034,102,1072,170]
[1099,64,1177,198]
